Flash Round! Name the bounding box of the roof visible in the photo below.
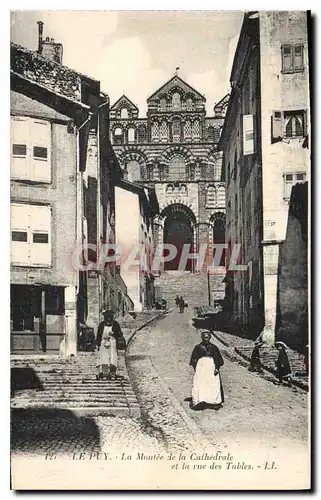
[110,94,139,111]
[147,75,206,102]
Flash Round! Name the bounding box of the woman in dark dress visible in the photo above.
[275,341,292,387]
[189,331,224,410]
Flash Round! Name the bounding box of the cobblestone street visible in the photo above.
[11,310,310,489]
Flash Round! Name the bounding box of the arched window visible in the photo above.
[184,121,192,141]
[166,184,173,196]
[172,92,181,110]
[192,120,200,140]
[168,155,186,181]
[151,122,159,141]
[180,184,187,196]
[160,121,169,141]
[207,164,214,180]
[127,127,135,143]
[147,165,153,180]
[216,186,226,207]
[114,127,123,145]
[137,125,147,143]
[186,98,193,111]
[159,98,167,111]
[172,119,181,142]
[206,186,216,208]
[126,160,141,182]
[207,126,215,141]
[120,108,128,119]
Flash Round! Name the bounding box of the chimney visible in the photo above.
[37,21,44,54]
[36,21,63,64]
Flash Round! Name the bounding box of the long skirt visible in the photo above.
[97,337,118,375]
[192,357,222,406]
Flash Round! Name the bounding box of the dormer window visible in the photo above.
[159,98,167,111]
[120,108,128,119]
[172,92,181,110]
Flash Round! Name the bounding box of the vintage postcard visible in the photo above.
[10,10,310,490]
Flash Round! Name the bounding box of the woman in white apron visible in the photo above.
[96,310,124,380]
[189,331,224,410]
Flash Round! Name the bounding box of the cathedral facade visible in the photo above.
[109,74,228,272]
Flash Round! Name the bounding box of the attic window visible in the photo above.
[120,108,128,119]
[172,92,181,110]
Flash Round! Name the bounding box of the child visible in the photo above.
[249,340,265,373]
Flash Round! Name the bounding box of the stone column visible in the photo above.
[194,222,211,273]
[65,285,77,356]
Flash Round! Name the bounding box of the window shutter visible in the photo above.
[11,117,30,180]
[243,114,254,155]
[30,119,51,182]
[282,45,292,72]
[29,204,51,265]
[294,45,303,69]
[11,203,30,265]
[272,110,283,142]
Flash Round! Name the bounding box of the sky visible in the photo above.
[10,10,243,117]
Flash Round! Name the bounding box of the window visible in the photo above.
[172,119,181,142]
[214,127,220,143]
[272,109,306,142]
[159,98,167,111]
[160,121,169,141]
[137,125,147,143]
[284,111,304,138]
[11,203,51,266]
[127,127,135,143]
[11,116,51,183]
[192,120,201,140]
[151,122,159,141]
[120,108,128,119]
[168,155,186,181]
[207,126,215,141]
[186,98,194,111]
[114,127,123,145]
[184,121,192,141]
[172,92,181,110]
[281,44,304,73]
[283,172,306,200]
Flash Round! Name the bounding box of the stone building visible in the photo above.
[109,74,228,275]
[10,24,127,354]
[115,180,159,311]
[218,11,310,348]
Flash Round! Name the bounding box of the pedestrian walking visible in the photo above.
[275,341,292,387]
[189,331,224,410]
[175,295,180,309]
[96,310,126,380]
[249,340,265,373]
[179,296,185,313]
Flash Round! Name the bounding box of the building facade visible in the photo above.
[115,180,159,311]
[219,11,310,349]
[109,75,228,273]
[10,25,125,354]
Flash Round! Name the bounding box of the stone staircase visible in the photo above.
[11,352,141,417]
[10,309,167,417]
[154,271,225,308]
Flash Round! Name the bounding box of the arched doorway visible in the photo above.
[212,212,226,267]
[162,204,195,271]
